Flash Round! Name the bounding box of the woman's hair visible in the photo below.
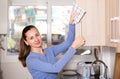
[18,25,36,67]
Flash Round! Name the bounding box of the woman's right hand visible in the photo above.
[71,36,85,49]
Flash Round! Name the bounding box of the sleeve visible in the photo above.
[50,24,75,56]
[26,47,76,73]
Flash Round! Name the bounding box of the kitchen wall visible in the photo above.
[100,46,116,79]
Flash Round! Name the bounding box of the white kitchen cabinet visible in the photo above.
[76,0,106,46]
[0,0,8,34]
[76,0,119,47]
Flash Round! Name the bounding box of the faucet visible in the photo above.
[92,47,108,79]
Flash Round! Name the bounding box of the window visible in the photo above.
[51,6,72,45]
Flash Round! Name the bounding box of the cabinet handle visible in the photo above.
[110,17,119,21]
[110,17,120,42]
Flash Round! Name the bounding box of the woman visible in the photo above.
[18,10,85,79]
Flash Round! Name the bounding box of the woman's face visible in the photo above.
[24,28,42,48]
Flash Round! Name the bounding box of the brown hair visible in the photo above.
[18,25,36,67]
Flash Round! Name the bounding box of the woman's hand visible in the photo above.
[69,9,78,24]
[71,36,85,49]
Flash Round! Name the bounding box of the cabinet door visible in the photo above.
[0,0,8,34]
[76,0,106,46]
[109,0,120,43]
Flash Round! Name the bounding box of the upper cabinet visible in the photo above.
[76,0,106,46]
[105,0,120,47]
[76,0,120,47]
[0,0,8,34]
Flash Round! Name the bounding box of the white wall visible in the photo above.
[1,62,32,79]
[0,0,8,34]
[100,46,116,79]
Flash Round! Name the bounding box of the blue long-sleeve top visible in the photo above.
[26,24,76,79]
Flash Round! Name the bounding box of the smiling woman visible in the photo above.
[18,8,86,79]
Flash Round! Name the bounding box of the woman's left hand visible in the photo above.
[69,9,78,24]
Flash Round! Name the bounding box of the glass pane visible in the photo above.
[8,6,47,55]
[51,6,72,45]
